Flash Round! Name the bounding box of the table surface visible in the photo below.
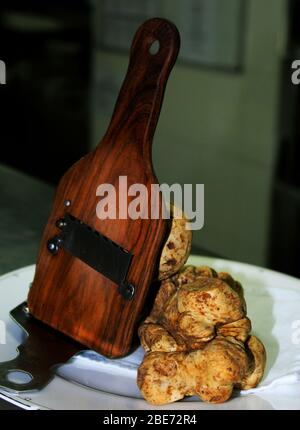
[0,164,54,276]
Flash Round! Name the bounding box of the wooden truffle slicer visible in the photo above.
[0,18,180,392]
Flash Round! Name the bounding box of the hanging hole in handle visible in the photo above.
[149,40,160,55]
[6,370,33,385]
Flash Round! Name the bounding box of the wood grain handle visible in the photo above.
[102,18,180,157]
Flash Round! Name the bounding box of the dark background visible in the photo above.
[1,0,300,277]
[0,0,91,183]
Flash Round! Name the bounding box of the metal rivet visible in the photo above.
[119,283,135,300]
[56,218,66,229]
[23,305,30,315]
[47,241,57,253]
[47,237,61,255]
[64,199,71,207]
[126,284,135,300]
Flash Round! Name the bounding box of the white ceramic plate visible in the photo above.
[0,255,300,410]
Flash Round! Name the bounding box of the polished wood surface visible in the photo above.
[28,18,180,357]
